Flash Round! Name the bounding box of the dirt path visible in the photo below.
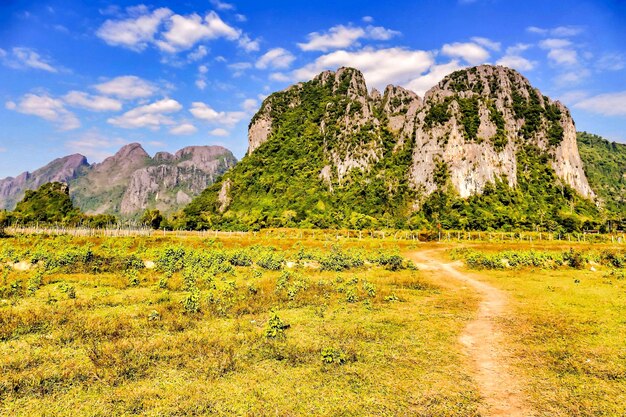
[410,250,533,417]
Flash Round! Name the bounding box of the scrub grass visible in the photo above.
[449,242,626,416]
[0,234,480,416]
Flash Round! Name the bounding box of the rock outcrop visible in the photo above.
[119,146,236,214]
[248,65,593,201]
[0,154,88,210]
[0,143,237,216]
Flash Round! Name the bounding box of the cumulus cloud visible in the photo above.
[256,48,296,69]
[6,93,80,130]
[97,6,247,55]
[470,37,501,51]
[209,128,229,136]
[496,55,536,71]
[269,72,290,82]
[538,38,578,66]
[97,7,173,51]
[2,47,59,72]
[169,123,198,135]
[496,43,536,71]
[210,0,235,11]
[187,45,208,61]
[297,24,400,52]
[94,75,157,100]
[156,11,239,53]
[441,42,490,65]
[241,98,258,112]
[292,47,434,90]
[108,98,182,129]
[405,61,464,96]
[547,48,578,66]
[238,34,260,52]
[574,91,626,116]
[63,91,122,112]
[190,102,246,126]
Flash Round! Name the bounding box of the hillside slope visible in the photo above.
[577,131,626,217]
[183,65,599,231]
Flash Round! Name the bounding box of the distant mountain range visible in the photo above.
[0,143,236,216]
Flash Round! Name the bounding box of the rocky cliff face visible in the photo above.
[119,146,236,214]
[247,65,593,203]
[0,154,88,210]
[0,143,237,216]
[409,65,593,199]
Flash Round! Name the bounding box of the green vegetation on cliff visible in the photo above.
[577,131,626,217]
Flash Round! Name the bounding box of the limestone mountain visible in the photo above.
[0,144,237,217]
[0,154,88,210]
[183,65,603,231]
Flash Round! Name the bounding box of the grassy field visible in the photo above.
[449,243,626,416]
[0,234,481,416]
[1,233,625,416]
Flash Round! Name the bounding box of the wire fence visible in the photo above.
[4,226,625,244]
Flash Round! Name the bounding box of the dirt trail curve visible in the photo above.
[409,250,534,417]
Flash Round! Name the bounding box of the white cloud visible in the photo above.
[597,53,625,71]
[241,98,258,112]
[556,69,591,86]
[506,43,531,55]
[269,72,290,82]
[156,11,239,53]
[235,14,247,22]
[2,47,58,72]
[7,93,80,130]
[256,48,296,69]
[297,24,400,52]
[574,91,626,116]
[441,42,490,65]
[94,75,157,100]
[210,0,235,11]
[108,98,182,129]
[196,79,207,90]
[527,25,584,37]
[298,25,365,52]
[362,16,374,23]
[190,102,246,126]
[292,47,434,90]
[538,38,578,66]
[547,48,578,66]
[470,37,501,51]
[367,26,401,41]
[238,34,260,52]
[539,38,572,49]
[169,123,198,135]
[497,43,536,71]
[209,128,229,136]
[405,61,464,96]
[97,7,173,51]
[187,45,208,61]
[229,62,252,70]
[63,91,122,112]
[496,55,536,71]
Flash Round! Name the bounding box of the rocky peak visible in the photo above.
[0,153,89,210]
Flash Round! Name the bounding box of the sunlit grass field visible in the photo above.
[449,242,626,416]
[0,234,481,416]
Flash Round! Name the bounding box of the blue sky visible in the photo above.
[1,0,625,178]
